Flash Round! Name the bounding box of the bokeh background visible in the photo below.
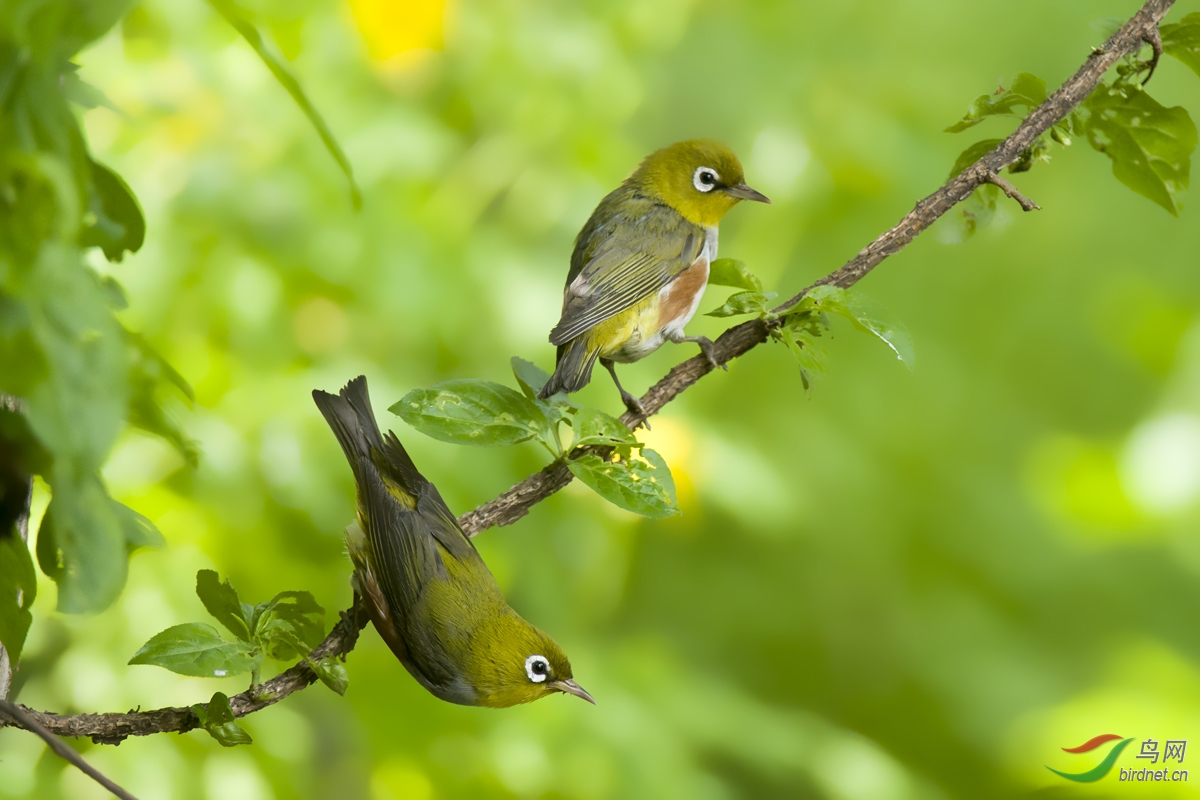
[3,0,1200,797]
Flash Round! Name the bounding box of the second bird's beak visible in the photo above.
[724,183,771,204]
[550,679,596,704]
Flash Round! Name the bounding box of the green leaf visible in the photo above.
[392,380,551,447]
[771,315,829,395]
[253,590,325,658]
[125,329,197,465]
[705,291,776,318]
[641,449,677,510]
[196,570,252,642]
[949,139,1003,178]
[567,448,679,518]
[1083,82,1198,215]
[0,534,36,662]
[206,0,361,210]
[191,692,253,747]
[945,73,1047,132]
[1009,135,1053,174]
[78,159,144,262]
[570,407,637,449]
[38,475,128,613]
[310,657,349,696]
[808,286,915,368]
[112,500,164,550]
[1162,13,1200,81]
[23,251,129,475]
[707,258,762,292]
[130,622,261,678]
[262,590,325,643]
[511,357,551,400]
[949,183,1003,239]
[61,69,121,113]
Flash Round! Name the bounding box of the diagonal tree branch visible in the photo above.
[0,0,1177,743]
[458,0,1174,535]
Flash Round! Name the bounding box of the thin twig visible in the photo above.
[0,0,1178,743]
[0,699,140,800]
[987,174,1042,211]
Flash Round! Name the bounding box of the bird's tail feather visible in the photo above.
[313,375,426,493]
[538,339,599,398]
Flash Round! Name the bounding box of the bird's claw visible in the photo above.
[620,391,651,430]
[695,337,726,371]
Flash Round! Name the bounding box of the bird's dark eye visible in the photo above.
[525,654,550,682]
[693,167,719,192]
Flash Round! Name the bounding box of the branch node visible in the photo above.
[1141,24,1164,84]
[986,174,1041,211]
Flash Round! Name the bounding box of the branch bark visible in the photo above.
[0,0,1177,742]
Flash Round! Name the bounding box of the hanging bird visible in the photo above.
[313,376,593,707]
[538,139,769,415]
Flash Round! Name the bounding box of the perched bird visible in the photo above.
[313,376,593,707]
[538,139,769,414]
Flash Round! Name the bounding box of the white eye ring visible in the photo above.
[693,166,719,192]
[525,654,549,683]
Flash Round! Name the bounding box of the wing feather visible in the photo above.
[549,189,704,346]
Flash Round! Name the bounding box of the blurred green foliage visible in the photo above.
[3,0,1200,799]
[0,0,180,626]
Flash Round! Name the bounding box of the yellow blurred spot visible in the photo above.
[371,759,434,800]
[637,417,696,512]
[350,0,447,63]
[293,297,350,356]
[1025,434,1145,540]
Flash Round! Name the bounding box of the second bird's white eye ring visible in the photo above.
[525,654,549,683]
[694,167,719,192]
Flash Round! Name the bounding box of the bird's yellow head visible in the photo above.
[467,607,595,708]
[631,139,770,227]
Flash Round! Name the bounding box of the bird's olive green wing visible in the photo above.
[549,188,705,346]
[362,431,484,611]
[313,377,482,614]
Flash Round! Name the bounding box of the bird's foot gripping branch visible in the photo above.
[394,259,912,523]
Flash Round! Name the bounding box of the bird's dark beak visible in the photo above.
[724,183,771,204]
[550,679,596,704]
